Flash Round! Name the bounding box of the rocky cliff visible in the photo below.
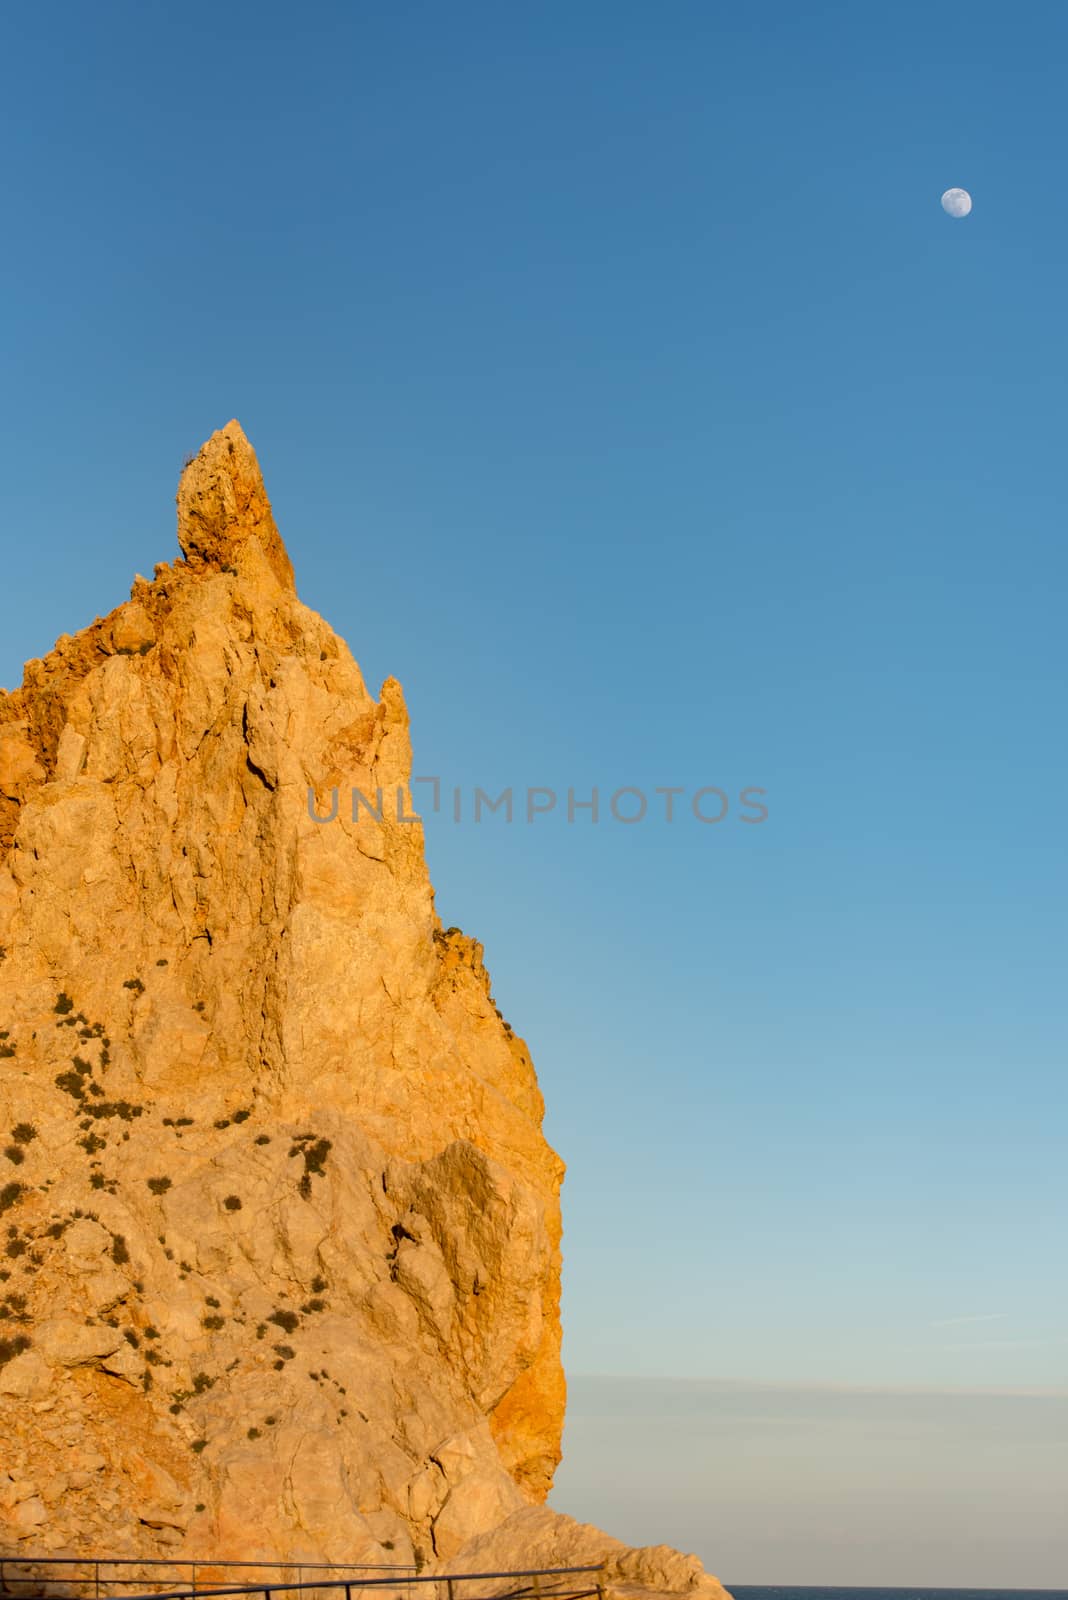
[0,423,728,1600]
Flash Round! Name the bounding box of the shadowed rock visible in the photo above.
[0,424,729,1600]
[177,420,295,590]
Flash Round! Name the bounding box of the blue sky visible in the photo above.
[2,0,1066,1582]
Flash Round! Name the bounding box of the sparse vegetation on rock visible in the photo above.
[0,422,729,1600]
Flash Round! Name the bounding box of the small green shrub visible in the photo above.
[0,1333,32,1366]
[84,1101,143,1122]
[290,1135,333,1199]
[146,1176,172,1195]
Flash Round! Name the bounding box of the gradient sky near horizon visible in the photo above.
[2,0,1066,1583]
[554,1376,1068,1588]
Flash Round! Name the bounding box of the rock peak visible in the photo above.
[0,430,732,1600]
[176,419,295,589]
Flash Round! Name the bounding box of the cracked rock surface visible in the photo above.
[0,423,729,1600]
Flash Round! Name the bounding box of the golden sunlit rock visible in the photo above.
[0,425,729,1600]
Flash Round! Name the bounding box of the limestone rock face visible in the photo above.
[0,424,729,1600]
[176,421,295,591]
[443,1507,730,1600]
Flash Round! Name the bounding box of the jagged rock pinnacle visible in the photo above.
[176,420,295,590]
[0,430,732,1600]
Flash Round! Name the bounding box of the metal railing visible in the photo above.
[0,1562,411,1600]
[0,1561,606,1600]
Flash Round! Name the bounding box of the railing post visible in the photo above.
[95,1560,100,1600]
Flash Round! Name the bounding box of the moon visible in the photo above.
[941,187,972,218]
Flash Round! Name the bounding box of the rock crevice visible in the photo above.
[0,424,728,1600]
